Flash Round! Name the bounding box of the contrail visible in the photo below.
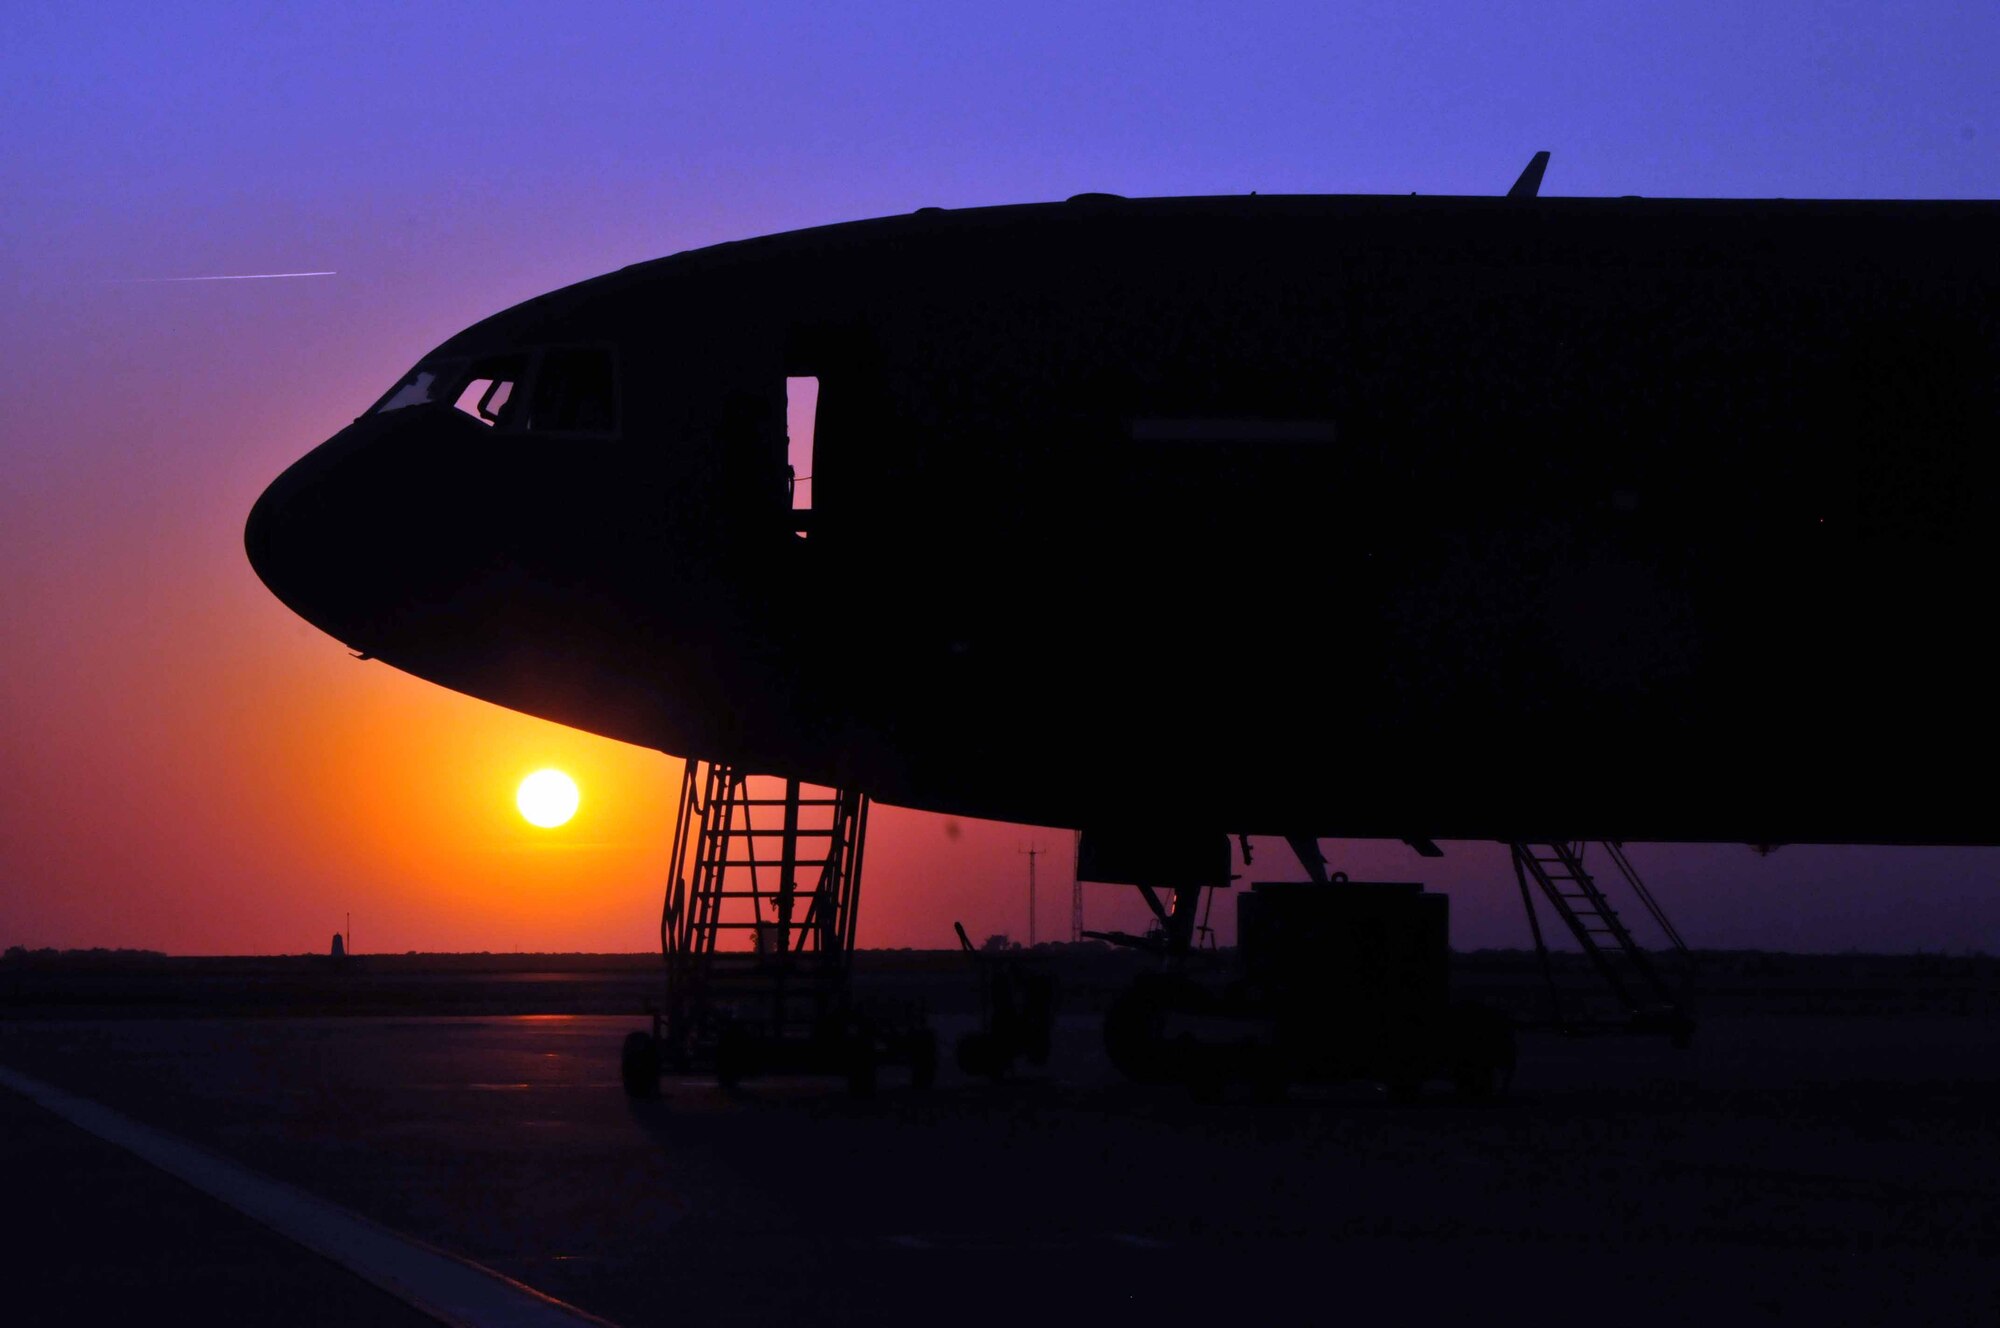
[111,270,337,283]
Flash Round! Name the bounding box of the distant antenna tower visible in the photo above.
[1020,844,1041,946]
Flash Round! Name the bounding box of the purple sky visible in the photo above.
[3,3,1998,954]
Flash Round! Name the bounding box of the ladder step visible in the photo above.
[661,769,873,1048]
[704,890,834,900]
[712,859,833,868]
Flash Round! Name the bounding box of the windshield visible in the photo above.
[370,349,612,434]
[371,360,464,414]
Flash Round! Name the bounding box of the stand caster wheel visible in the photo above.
[620,1031,660,1099]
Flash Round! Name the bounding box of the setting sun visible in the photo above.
[516,769,580,828]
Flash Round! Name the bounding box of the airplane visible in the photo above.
[246,158,2000,856]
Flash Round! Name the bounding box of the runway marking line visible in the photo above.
[0,1063,620,1328]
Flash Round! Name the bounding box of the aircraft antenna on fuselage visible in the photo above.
[1507,150,1551,199]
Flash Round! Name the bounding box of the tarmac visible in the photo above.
[2,994,1996,1326]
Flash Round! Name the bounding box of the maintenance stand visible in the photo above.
[1508,841,1696,1045]
[620,760,936,1097]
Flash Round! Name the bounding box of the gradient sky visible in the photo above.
[4,3,1998,956]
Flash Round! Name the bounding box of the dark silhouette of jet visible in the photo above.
[246,164,2000,846]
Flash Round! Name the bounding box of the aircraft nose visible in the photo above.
[242,478,277,588]
[243,455,308,600]
[244,416,435,649]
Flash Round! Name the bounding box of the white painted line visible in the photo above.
[0,1065,618,1328]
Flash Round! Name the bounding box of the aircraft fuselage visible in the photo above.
[246,193,2000,843]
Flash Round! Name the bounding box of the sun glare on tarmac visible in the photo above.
[516,769,579,828]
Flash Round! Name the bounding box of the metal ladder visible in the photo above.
[1509,841,1694,1041]
[657,760,870,1064]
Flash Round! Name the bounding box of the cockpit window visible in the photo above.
[454,376,512,424]
[372,361,462,414]
[526,347,618,434]
[371,347,618,437]
[452,354,529,427]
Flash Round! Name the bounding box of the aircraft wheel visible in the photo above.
[620,1031,660,1099]
[846,1043,878,1099]
[1184,1041,1227,1104]
[956,1031,1002,1079]
[715,1025,749,1091]
[1385,1076,1424,1106]
[1451,1062,1499,1101]
[1248,1049,1289,1104]
[1104,976,1209,1085]
[909,1029,939,1090]
[1103,990,1165,1082]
